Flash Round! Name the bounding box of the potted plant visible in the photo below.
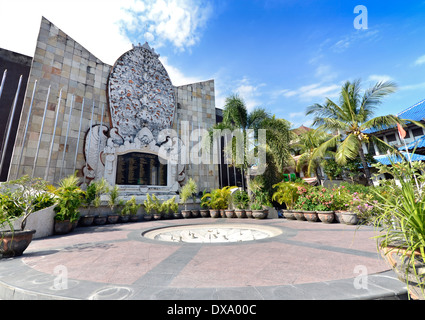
[92,178,109,225]
[53,174,84,234]
[201,189,220,218]
[143,194,156,220]
[163,196,177,219]
[372,160,425,299]
[107,185,120,224]
[0,176,53,258]
[126,196,140,222]
[80,182,96,226]
[152,195,163,220]
[200,190,210,218]
[250,201,267,219]
[272,182,300,220]
[179,178,197,218]
[233,189,249,218]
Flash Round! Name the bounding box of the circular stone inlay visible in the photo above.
[143,224,282,243]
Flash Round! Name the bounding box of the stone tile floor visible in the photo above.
[0,218,407,300]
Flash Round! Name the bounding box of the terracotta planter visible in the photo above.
[293,211,306,221]
[54,220,73,235]
[381,246,425,300]
[225,210,236,218]
[303,211,319,222]
[317,211,335,224]
[173,212,182,219]
[94,216,107,225]
[235,209,246,218]
[143,214,153,221]
[80,215,94,226]
[252,210,268,219]
[200,209,210,218]
[153,213,162,220]
[129,215,140,222]
[182,210,192,219]
[209,209,220,218]
[0,230,36,258]
[283,210,296,220]
[334,211,344,223]
[220,210,226,218]
[163,212,173,220]
[342,212,358,225]
[245,210,253,219]
[191,210,200,218]
[107,214,120,224]
[119,215,130,223]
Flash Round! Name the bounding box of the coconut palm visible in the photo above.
[292,128,331,184]
[306,79,424,185]
[215,95,294,179]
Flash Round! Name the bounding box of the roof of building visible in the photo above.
[364,99,425,134]
[399,135,425,151]
[373,152,425,166]
[291,125,312,136]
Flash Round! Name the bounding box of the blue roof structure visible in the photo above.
[373,152,425,166]
[364,99,425,134]
[398,135,425,151]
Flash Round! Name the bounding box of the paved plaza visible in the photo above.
[0,218,407,300]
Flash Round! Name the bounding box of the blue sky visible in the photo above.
[2,0,425,128]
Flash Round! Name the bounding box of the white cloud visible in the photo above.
[0,0,212,64]
[120,0,213,52]
[159,56,204,86]
[315,64,338,82]
[414,55,425,66]
[280,83,340,101]
[234,78,266,112]
[367,74,394,83]
[331,29,380,53]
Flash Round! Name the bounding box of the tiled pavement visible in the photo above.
[0,218,407,300]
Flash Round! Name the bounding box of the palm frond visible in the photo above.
[335,133,361,165]
[360,81,398,117]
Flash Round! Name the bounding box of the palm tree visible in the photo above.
[292,128,331,184]
[213,94,294,187]
[306,79,423,185]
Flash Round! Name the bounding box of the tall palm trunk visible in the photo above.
[358,147,372,186]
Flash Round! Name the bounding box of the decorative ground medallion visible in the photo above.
[143,224,282,243]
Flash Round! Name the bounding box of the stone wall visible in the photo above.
[8,17,219,192]
[8,17,112,183]
[176,80,219,191]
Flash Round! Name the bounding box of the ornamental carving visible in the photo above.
[108,43,176,142]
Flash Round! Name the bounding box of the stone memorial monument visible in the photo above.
[6,17,219,198]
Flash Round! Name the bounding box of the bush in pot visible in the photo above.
[53,174,84,234]
[199,190,210,218]
[124,196,141,222]
[272,182,300,220]
[1,176,55,258]
[143,194,156,220]
[179,178,197,218]
[107,185,120,224]
[372,160,425,299]
[233,189,249,218]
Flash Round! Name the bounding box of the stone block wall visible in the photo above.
[175,80,219,191]
[8,17,112,183]
[8,17,219,191]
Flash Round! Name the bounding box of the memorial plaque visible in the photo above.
[116,153,167,186]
